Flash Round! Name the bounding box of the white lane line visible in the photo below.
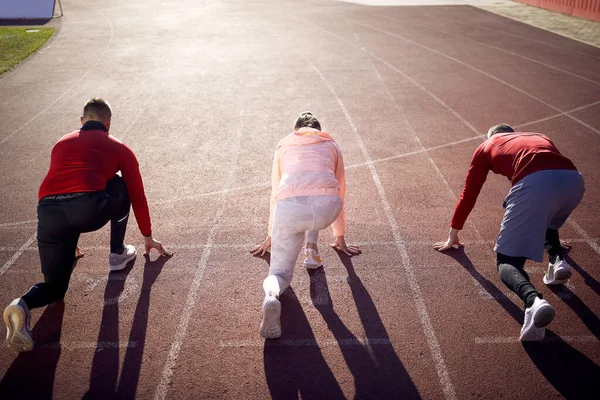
[37,341,137,350]
[568,220,600,256]
[514,101,600,129]
[369,11,600,87]
[475,335,598,344]
[0,141,484,228]
[221,338,392,347]
[0,219,37,228]
[348,20,600,137]
[0,4,115,146]
[152,182,269,206]
[308,61,457,400]
[3,238,597,253]
[0,233,36,278]
[346,135,484,170]
[154,107,246,400]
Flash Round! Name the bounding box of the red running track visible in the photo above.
[0,0,599,398]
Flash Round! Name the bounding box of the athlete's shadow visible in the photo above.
[445,248,522,321]
[548,283,600,341]
[84,254,171,399]
[314,251,420,399]
[0,255,84,399]
[564,254,600,297]
[261,253,346,400]
[524,333,600,398]
[0,301,65,399]
[446,248,600,398]
[117,253,172,398]
[83,259,135,399]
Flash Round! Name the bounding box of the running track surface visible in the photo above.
[0,0,599,398]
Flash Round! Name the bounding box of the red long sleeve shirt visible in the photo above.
[38,121,152,236]
[451,132,576,230]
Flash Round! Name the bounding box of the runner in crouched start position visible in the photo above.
[250,112,360,339]
[4,98,172,352]
[435,124,585,341]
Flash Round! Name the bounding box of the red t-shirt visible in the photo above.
[38,122,152,236]
[451,132,576,230]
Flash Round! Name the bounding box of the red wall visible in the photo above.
[514,0,600,22]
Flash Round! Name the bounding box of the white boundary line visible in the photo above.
[568,220,600,256]
[0,219,37,228]
[0,233,36,278]
[2,238,598,253]
[475,335,598,344]
[37,341,137,350]
[221,338,392,347]
[154,107,246,400]
[308,60,457,400]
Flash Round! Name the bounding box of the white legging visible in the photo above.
[263,195,342,297]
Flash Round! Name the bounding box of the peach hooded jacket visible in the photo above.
[268,127,346,237]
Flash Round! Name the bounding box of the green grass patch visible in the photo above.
[0,27,55,75]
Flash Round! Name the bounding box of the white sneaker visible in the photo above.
[543,258,572,285]
[4,298,34,352]
[303,248,323,269]
[260,295,281,339]
[520,297,555,342]
[109,244,137,271]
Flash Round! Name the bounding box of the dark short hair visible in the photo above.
[487,123,514,138]
[83,97,112,121]
[294,112,321,131]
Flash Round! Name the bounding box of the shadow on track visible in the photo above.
[313,251,420,399]
[0,301,65,399]
[564,254,600,297]
[524,332,600,399]
[260,252,345,400]
[445,248,523,321]
[444,248,600,399]
[0,254,85,399]
[84,254,171,399]
[117,253,171,398]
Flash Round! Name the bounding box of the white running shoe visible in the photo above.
[520,297,555,342]
[543,258,572,285]
[109,244,137,271]
[260,294,281,339]
[303,248,323,269]
[4,298,34,352]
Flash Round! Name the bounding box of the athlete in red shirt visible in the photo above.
[435,124,584,342]
[4,98,173,352]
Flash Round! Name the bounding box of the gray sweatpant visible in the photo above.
[263,195,342,297]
